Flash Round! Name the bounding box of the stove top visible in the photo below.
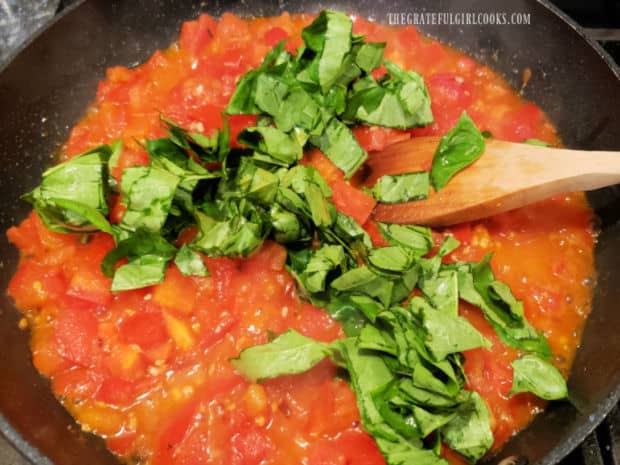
[0,1,618,465]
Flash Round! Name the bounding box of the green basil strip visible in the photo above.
[372,172,429,203]
[310,118,368,179]
[301,10,353,92]
[230,329,333,382]
[421,308,491,361]
[238,126,304,167]
[377,223,434,257]
[430,111,485,191]
[111,255,171,292]
[510,354,568,400]
[23,146,111,232]
[441,392,494,463]
[355,42,386,73]
[119,165,180,234]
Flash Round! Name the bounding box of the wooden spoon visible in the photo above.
[365,137,620,227]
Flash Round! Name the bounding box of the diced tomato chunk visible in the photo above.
[308,429,385,465]
[330,179,376,225]
[352,126,410,152]
[53,366,103,399]
[231,426,272,465]
[263,27,289,46]
[180,14,217,55]
[54,297,99,366]
[228,115,258,146]
[153,266,198,314]
[301,149,343,184]
[8,261,66,309]
[119,311,169,350]
[67,270,112,305]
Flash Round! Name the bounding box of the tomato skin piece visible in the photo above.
[154,399,202,465]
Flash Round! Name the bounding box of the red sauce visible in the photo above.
[6,12,595,465]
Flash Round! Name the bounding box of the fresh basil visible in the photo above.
[430,111,485,191]
[231,329,333,382]
[372,172,429,203]
[119,165,180,233]
[23,146,111,233]
[441,392,494,463]
[510,354,568,400]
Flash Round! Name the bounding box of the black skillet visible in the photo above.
[1,1,619,464]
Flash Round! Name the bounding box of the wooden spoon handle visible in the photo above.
[371,138,620,226]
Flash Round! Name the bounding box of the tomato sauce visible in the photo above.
[6,12,595,465]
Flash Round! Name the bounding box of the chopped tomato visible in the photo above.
[308,429,385,465]
[180,14,217,55]
[363,220,389,247]
[352,125,410,152]
[119,311,169,350]
[263,26,289,46]
[330,179,376,225]
[54,297,100,366]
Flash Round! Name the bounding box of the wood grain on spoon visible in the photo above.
[365,137,620,226]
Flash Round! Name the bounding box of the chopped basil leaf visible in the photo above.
[111,255,171,292]
[430,111,485,191]
[238,126,304,167]
[421,308,491,360]
[301,10,353,92]
[419,269,459,317]
[119,165,180,234]
[510,354,568,400]
[437,235,460,257]
[101,230,177,291]
[23,146,111,233]
[377,223,434,256]
[344,62,433,129]
[441,392,493,463]
[231,329,333,382]
[331,266,394,309]
[368,246,415,273]
[296,244,347,293]
[372,172,429,203]
[162,116,230,163]
[310,118,368,179]
[193,200,269,257]
[355,42,386,72]
[455,255,552,357]
[174,244,209,277]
